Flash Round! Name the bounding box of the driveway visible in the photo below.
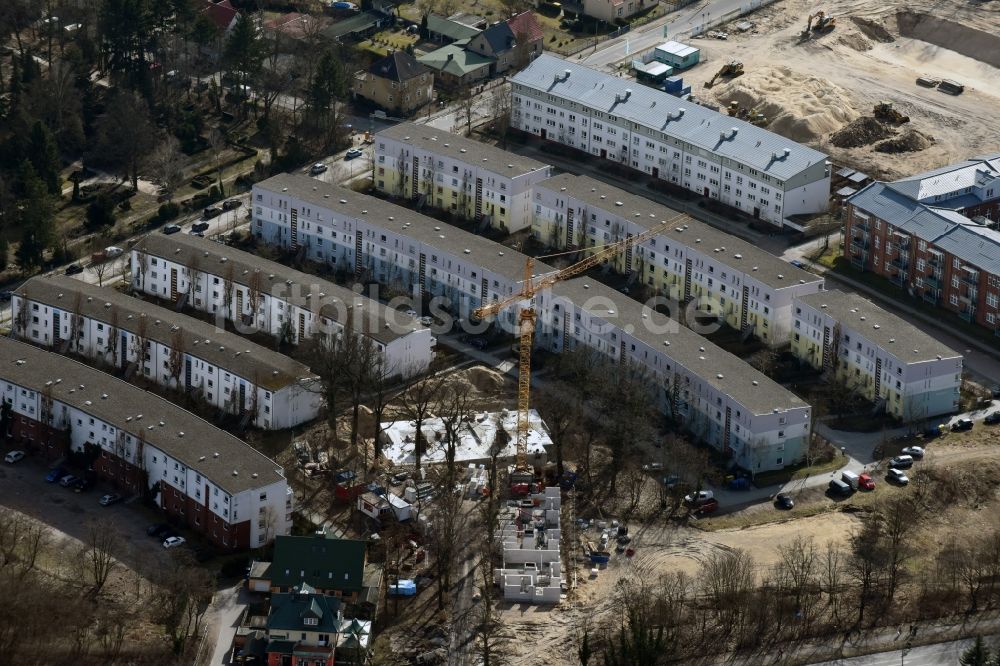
[204,582,255,666]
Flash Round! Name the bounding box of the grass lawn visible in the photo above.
[808,239,843,268]
[752,452,848,487]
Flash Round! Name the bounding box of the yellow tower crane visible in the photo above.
[473,212,691,493]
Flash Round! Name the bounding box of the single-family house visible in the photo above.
[425,13,481,44]
[353,51,433,115]
[200,0,239,35]
[248,532,367,603]
[264,583,372,666]
[417,44,492,89]
[505,12,544,69]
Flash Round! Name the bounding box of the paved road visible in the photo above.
[809,635,1000,666]
[204,582,256,666]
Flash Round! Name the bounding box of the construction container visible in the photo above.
[663,76,684,94]
[938,79,964,95]
[916,76,940,88]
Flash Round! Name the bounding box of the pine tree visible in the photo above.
[961,637,992,666]
[29,121,61,195]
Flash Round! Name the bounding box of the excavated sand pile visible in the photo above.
[716,66,860,143]
[831,117,897,148]
[875,129,935,153]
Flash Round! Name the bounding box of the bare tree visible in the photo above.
[209,127,227,196]
[779,534,817,612]
[398,372,448,471]
[149,136,186,201]
[84,518,120,595]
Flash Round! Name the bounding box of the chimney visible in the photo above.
[447,53,453,62]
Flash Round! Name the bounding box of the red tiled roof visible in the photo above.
[506,11,543,43]
[201,0,238,31]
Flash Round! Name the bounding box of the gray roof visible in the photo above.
[511,54,828,182]
[476,22,516,55]
[0,338,285,494]
[551,277,806,415]
[377,122,550,178]
[255,173,551,281]
[426,13,480,41]
[848,182,1000,274]
[887,153,1000,202]
[539,173,821,290]
[134,232,427,345]
[796,290,960,363]
[17,276,314,391]
[418,44,492,77]
[323,11,387,40]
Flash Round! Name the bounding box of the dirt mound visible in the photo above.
[875,129,935,153]
[459,366,506,394]
[716,66,859,143]
[838,33,871,52]
[851,16,895,43]
[830,117,896,148]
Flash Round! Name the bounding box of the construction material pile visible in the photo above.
[875,129,935,153]
[830,117,896,148]
[715,66,859,143]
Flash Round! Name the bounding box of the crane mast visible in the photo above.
[473,212,690,491]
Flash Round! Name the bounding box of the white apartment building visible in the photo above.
[373,122,553,233]
[532,173,825,345]
[131,232,435,379]
[12,276,322,430]
[0,338,291,550]
[792,290,962,421]
[252,174,810,467]
[536,277,811,470]
[495,487,562,604]
[510,54,831,228]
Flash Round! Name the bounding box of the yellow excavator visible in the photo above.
[727,101,768,126]
[705,60,744,89]
[809,10,836,33]
[873,101,910,124]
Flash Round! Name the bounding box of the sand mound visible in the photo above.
[716,66,860,143]
[839,33,872,52]
[830,117,896,148]
[461,366,506,393]
[851,16,895,43]
[875,129,935,153]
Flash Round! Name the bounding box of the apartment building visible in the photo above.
[495,487,562,604]
[536,277,811,469]
[510,54,831,228]
[0,338,291,550]
[532,173,824,345]
[12,276,321,430]
[373,122,552,233]
[845,155,1000,334]
[252,174,810,467]
[791,290,962,421]
[131,232,435,379]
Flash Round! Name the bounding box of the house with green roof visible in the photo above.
[417,42,492,89]
[249,532,368,603]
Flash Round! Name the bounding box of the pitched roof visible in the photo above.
[887,154,1000,203]
[506,11,543,42]
[376,122,550,178]
[0,338,285,495]
[538,173,821,290]
[17,275,315,391]
[368,51,429,82]
[418,44,493,77]
[426,13,480,41]
[200,0,237,31]
[268,588,342,634]
[476,22,516,55]
[511,54,828,182]
[269,532,367,592]
[796,290,961,363]
[133,232,427,346]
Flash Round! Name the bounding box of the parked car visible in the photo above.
[693,498,719,514]
[774,493,794,510]
[4,450,25,463]
[45,466,66,482]
[104,246,124,258]
[642,462,664,472]
[222,199,242,211]
[147,523,171,538]
[828,479,852,496]
[790,259,806,268]
[71,477,92,492]
[390,472,410,485]
[162,224,181,235]
[889,455,914,469]
[468,338,488,351]
[99,493,122,506]
[64,264,84,276]
[58,474,79,487]
[923,426,943,439]
[163,536,186,549]
[887,468,909,485]
[191,221,210,233]
[951,418,974,432]
[345,148,363,159]
[900,445,925,459]
[684,490,714,505]
[309,162,328,175]
[984,412,1000,425]
[202,206,222,219]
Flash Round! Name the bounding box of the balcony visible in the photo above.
[921,288,940,305]
[959,307,976,322]
[962,269,980,285]
[889,257,909,272]
[892,231,910,248]
[850,238,869,253]
[853,220,871,233]
[889,271,907,287]
[924,274,942,290]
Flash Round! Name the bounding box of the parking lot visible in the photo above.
[0,449,176,577]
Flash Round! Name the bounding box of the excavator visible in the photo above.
[727,101,768,126]
[704,60,744,89]
[802,10,835,39]
[473,213,691,495]
[873,101,910,124]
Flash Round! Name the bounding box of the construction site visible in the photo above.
[671,0,1000,180]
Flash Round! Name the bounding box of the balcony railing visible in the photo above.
[921,288,940,304]
[850,238,869,252]
[890,271,907,287]
[959,308,975,322]
[890,257,909,272]
[962,272,980,285]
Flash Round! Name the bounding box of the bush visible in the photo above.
[85,193,116,231]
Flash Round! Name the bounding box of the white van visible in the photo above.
[841,470,860,489]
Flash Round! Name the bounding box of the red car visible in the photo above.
[694,498,720,515]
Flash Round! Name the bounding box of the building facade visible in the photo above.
[251,174,810,469]
[532,173,825,345]
[352,51,433,115]
[12,276,321,430]
[495,487,562,604]
[131,233,435,379]
[510,54,831,228]
[845,156,1000,335]
[374,122,552,233]
[0,338,291,550]
[791,290,962,421]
